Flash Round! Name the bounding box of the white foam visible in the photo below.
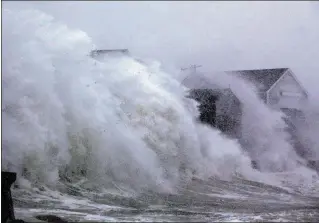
[3,5,319,206]
[2,7,256,193]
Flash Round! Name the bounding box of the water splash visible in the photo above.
[2,8,257,194]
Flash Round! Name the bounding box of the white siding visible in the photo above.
[267,70,307,110]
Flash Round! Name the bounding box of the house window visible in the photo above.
[279,91,302,97]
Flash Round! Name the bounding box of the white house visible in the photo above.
[226,68,309,112]
[182,68,316,169]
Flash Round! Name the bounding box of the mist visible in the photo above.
[3,1,319,99]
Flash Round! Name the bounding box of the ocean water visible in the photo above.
[2,7,319,222]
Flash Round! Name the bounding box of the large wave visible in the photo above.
[2,7,318,198]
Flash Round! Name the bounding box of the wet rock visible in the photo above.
[35,215,68,223]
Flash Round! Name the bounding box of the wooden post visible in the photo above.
[180,64,202,86]
[2,171,17,222]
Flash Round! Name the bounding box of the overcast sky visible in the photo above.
[4,1,319,97]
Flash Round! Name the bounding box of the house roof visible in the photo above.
[182,73,239,101]
[226,68,288,92]
[182,74,219,90]
[90,49,129,57]
[188,88,236,101]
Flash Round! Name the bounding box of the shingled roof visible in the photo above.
[226,68,288,92]
[90,49,129,58]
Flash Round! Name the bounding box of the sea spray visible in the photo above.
[183,70,304,172]
[2,8,255,194]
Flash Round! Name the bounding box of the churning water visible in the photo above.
[2,8,319,222]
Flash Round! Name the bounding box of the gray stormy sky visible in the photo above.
[4,1,319,98]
